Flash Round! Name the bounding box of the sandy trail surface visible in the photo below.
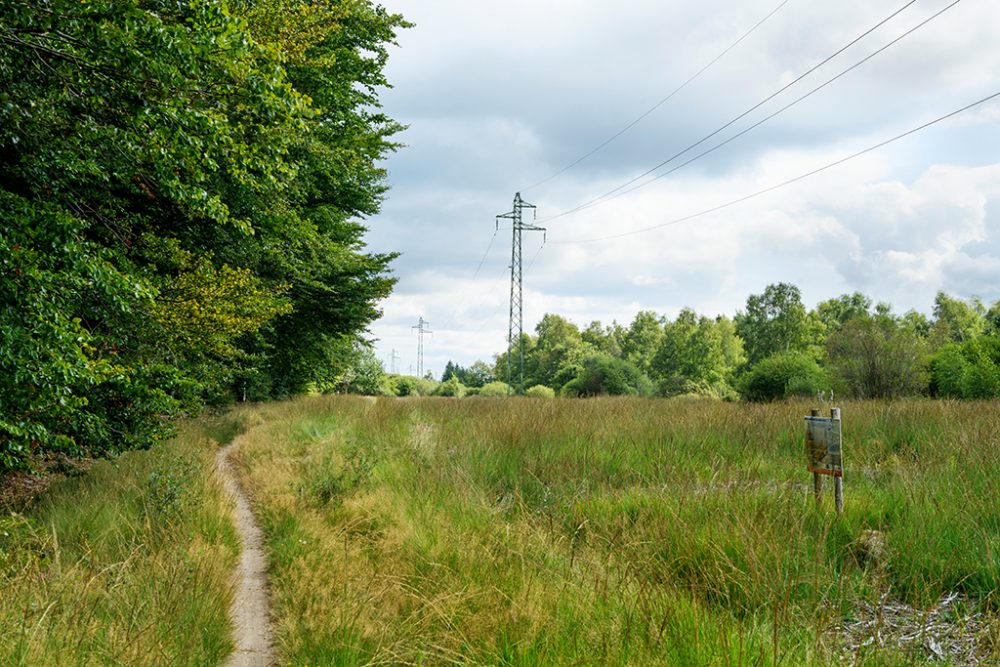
[217,444,274,667]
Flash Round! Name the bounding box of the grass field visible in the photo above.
[231,395,1000,665]
[2,396,997,665]
[0,416,242,666]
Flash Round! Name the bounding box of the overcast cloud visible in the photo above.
[360,0,1000,377]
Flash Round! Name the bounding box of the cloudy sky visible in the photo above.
[360,0,1000,377]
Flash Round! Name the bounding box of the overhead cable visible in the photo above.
[522,0,795,192]
[538,0,918,223]
[549,88,1000,245]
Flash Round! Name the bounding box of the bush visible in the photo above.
[478,381,513,397]
[433,377,467,398]
[741,351,828,402]
[929,337,1000,399]
[414,378,440,396]
[561,355,653,397]
[930,344,966,398]
[525,385,555,398]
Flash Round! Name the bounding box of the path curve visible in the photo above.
[217,443,274,667]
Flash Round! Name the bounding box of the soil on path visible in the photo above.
[217,443,274,667]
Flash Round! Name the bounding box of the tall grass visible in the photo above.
[0,414,243,666]
[233,396,1000,665]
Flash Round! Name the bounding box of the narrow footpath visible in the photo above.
[217,443,274,667]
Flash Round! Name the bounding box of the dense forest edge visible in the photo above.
[0,0,409,472]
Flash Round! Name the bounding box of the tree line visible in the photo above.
[373,283,1000,401]
[0,0,408,471]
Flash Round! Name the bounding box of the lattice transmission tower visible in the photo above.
[496,192,544,393]
[411,317,431,378]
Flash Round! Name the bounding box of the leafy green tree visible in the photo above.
[441,360,493,388]
[814,292,872,333]
[581,320,625,358]
[652,309,744,398]
[900,310,932,338]
[826,315,928,398]
[736,283,821,364]
[493,333,537,391]
[347,346,386,396]
[0,0,407,469]
[464,361,495,388]
[442,361,462,383]
[930,292,984,348]
[621,311,665,376]
[527,314,586,389]
[985,300,1000,336]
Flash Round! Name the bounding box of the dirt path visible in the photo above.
[217,444,274,667]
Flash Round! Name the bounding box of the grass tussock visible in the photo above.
[0,413,245,666]
[233,396,1000,665]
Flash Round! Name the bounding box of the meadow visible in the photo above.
[230,396,1000,666]
[0,416,242,666]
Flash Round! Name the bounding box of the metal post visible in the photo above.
[810,408,823,505]
[832,407,843,514]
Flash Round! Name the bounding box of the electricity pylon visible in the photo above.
[389,348,400,374]
[496,192,544,393]
[411,317,431,378]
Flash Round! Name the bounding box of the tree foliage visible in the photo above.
[826,314,927,399]
[736,283,821,364]
[652,309,744,399]
[561,355,653,397]
[0,0,407,470]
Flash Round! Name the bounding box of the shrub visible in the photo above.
[562,355,653,397]
[434,377,467,398]
[930,344,966,398]
[391,375,419,397]
[740,351,828,402]
[929,337,1000,399]
[478,381,513,397]
[525,385,555,398]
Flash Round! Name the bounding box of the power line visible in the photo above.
[522,0,795,192]
[440,227,502,331]
[589,0,965,207]
[549,88,1000,245]
[539,0,917,224]
[524,237,546,274]
[470,238,548,335]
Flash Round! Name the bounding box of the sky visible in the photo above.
[360,0,1000,378]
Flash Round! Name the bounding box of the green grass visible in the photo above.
[232,396,1000,665]
[0,414,243,666]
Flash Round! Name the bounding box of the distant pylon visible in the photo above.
[411,317,431,378]
[496,193,544,393]
[389,348,400,374]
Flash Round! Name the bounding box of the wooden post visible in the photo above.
[831,407,843,514]
[810,409,823,505]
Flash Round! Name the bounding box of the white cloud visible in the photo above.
[365,0,1000,375]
